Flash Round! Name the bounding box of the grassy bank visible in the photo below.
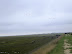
[47,36,64,54]
[65,34,72,45]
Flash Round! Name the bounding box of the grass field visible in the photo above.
[0,34,60,54]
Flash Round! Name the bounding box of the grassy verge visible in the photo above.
[66,35,72,45]
[47,36,64,54]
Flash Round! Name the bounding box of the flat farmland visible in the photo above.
[0,34,60,54]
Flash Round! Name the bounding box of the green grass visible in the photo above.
[47,34,72,54]
[47,36,65,54]
[0,34,58,54]
[66,35,72,45]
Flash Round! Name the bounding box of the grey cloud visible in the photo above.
[0,0,72,36]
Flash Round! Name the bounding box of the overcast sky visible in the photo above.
[0,0,72,36]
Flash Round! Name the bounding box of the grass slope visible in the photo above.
[47,36,64,54]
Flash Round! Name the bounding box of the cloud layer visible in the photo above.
[0,0,72,36]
